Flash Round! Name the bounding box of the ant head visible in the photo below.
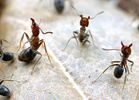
[30,18,40,37]
[80,15,90,27]
[121,41,132,56]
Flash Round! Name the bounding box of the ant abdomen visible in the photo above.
[0,85,10,96]
[54,0,64,13]
[114,66,123,78]
[18,48,36,62]
[1,52,14,61]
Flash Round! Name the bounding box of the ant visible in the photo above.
[62,3,103,51]
[0,39,14,62]
[92,41,134,96]
[18,18,54,75]
[54,0,65,13]
[0,78,27,97]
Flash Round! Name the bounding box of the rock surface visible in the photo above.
[0,0,139,100]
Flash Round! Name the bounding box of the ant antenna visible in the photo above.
[38,19,42,26]
[70,1,80,16]
[90,11,104,19]
[102,48,121,51]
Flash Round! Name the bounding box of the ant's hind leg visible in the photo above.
[43,42,54,68]
[31,50,42,75]
[37,39,54,68]
[122,68,128,98]
[92,64,120,83]
[0,67,5,78]
[83,40,91,53]
[18,32,30,51]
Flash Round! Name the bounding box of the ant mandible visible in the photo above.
[92,41,134,96]
[18,18,54,75]
[62,3,103,51]
[0,78,27,97]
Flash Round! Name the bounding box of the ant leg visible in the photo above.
[110,61,121,69]
[0,67,5,78]
[81,34,89,44]
[31,50,42,75]
[37,39,54,68]
[111,61,121,64]
[127,59,134,72]
[43,41,54,68]
[88,30,98,48]
[73,31,79,46]
[125,64,130,75]
[0,59,5,77]
[122,67,128,97]
[92,64,120,83]
[18,32,30,51]
[84,40,91,53]
[22,41,29,49]
[62,35,79,51]
[0,80,4,85]
[39,28,53,34]
[0,39,13,46]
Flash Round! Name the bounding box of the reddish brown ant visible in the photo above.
[18,18,53,75]
[62,3,103,51]
[92,41,134,96]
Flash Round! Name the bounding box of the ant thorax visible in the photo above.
[30,36,40,50]
[80,27,86,35]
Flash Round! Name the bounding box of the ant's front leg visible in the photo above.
[18,32,30,51]
[39,28,53,34]
[87,30,98,48]
[62,32,79,51]
[122,67,128,98]
[127,59,134,72]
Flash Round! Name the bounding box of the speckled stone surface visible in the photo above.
[0,0,139,100]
